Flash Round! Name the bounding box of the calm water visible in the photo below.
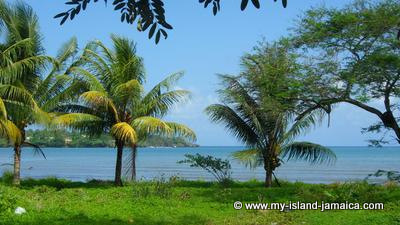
[0,146,399,183]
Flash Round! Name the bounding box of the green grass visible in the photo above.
[0,174,399,225]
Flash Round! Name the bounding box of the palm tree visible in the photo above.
[0,0,87,185]
[54,35,196,186]
[205,42,336,188]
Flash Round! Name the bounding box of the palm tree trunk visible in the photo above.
[130,145,137,181]
[264,153,273,188]
[13,144,22,186]
[114,141,124,186]
[265,167,273,188]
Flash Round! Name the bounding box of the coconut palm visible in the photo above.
[0,0,88,185]
[205,43,336,188]
[54,35,196,186]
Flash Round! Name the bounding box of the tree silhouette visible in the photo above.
[55,0,288,44]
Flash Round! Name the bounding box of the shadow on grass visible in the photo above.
[170,179,289,189]
[18,178,115,190]
[0,171,116,190]
[2,213,209,225]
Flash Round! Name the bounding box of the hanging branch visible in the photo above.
[55,0,288,44]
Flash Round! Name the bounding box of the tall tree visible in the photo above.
[0,0,87,185]
[54,35,196,186]
[291,0,400,146]
[205,42,336,187]
[55,0,288,44]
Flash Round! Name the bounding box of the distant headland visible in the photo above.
[0,129,199,148]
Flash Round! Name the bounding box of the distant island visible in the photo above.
[0,129,199,148]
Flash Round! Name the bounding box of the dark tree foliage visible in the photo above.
[55,0,288,44]
[365,170,400,183]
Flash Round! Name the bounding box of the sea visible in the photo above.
[0,146,399,184]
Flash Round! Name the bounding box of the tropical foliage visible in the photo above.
[206,42,336,187]
[290,0,400,146]
[53,35,196,185]
[0,1,89,185]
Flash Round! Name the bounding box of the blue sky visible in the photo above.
[23,0,387,146]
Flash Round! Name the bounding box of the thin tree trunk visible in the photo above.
[13,144,22,186]
[130,145,137,181]
[265,167,273,188]
[114,141,124,186]
[264,156,273,188]
[272,172,281,187]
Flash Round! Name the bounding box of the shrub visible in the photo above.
[177,154,232,186]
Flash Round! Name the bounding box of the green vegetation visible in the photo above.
[0,0,397,224]
[0,175,399,225]
[0,1,196,186]
[205,42,336,187]
[53,35,196,185]
[0,129,199,148]
[290,0,400,146]
[178,154,232,185]
[0,1,87,185]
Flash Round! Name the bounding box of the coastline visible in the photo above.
[0,146,398,184]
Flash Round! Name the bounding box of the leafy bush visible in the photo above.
[178,154,232,186]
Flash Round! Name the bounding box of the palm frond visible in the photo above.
[40,80,86,112]
[22,141,46,159]
[165,122,197,142]
[52,113,102,128]
[232,149,263,169]
[142,72,184,104]
[131,116,172,137]
[0,55,52,84]
[31,106,52,126]
[283,109,325,144]
[82,48,113,81]
[113,79,142,104]
[205,104,259,146]
[141,90,190,117]
[0,98,7,120]
[111,122,137,145]
[80,91,119,121]
[0,84,36,108]
[35,74,72,105]
[0,119,22,145]
[56,36,78,65]
[280,142,336,165]
[69,67,105,92]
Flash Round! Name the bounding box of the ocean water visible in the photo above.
[0,146,399,183]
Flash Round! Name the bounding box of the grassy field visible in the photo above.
[0,174,400,225]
